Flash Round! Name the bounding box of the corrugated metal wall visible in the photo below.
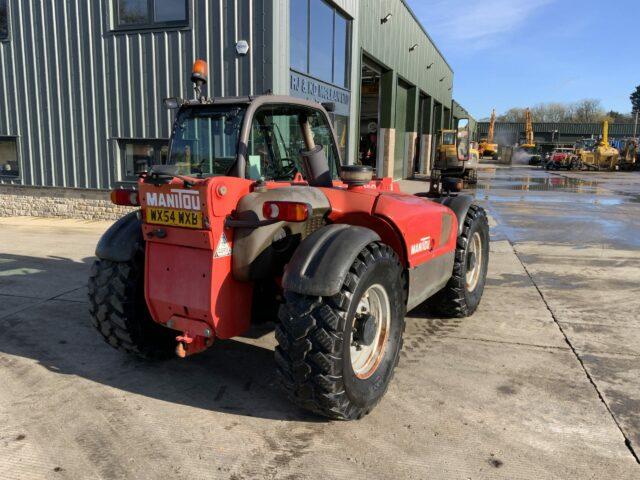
[0,0,271,189]
[478,122,638,136]
[358,0,453,106]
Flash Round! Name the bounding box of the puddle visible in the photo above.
[476,175,600,192]
[475,194,626,206]
[474,170,640,204]
[474,167,640,249]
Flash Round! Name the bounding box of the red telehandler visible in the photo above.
[89,60,489,420]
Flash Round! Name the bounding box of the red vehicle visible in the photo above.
[545,147,580,170]
[89,61,490,420]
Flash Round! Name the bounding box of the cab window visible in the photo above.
[442,132,455,145]
[168,106,245,177]
[246,105,339,181]
[307,109,340,172]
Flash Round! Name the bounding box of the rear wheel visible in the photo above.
[275,242,406,420]
[430,205,489,317]
[88,257,177,360]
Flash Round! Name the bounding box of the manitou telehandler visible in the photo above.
[89,60,489,420]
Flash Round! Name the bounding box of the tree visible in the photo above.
[491,99,630,124]
[497,108,526,122]
[607,111,632,123]
[573,99,605,123]
[631,86,640,115]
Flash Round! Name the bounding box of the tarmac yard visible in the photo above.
[1,166,639,479]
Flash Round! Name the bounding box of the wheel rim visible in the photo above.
[350,284,391,379]
[465,232,483,292]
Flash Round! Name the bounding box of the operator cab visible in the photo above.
[163,99,342,184]
[439,130,456,146]
[147,60,343,189]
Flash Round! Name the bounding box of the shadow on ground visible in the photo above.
[0,253,464,423]
[0,253,325,423]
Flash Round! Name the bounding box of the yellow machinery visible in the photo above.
[619,138,638,170]
[578,121,620,170]
[479,109,498,159]
[435,128,479,184]
[522,108,535,149]
[519,109,542,164]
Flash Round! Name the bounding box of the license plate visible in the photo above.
[146,208,203,229]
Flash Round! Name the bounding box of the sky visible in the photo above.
[406,0,640,119]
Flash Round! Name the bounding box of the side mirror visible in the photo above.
[457,118,470,161]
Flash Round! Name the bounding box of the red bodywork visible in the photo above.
[138,176,458,355]
[550,150,573,165]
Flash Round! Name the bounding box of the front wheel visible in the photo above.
[430,205,489,317]
[275,243,406,420]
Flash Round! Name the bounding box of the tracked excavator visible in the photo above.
[520,109,542,165]
[479,110,498,159]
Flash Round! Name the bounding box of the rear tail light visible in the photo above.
[263,201,309,222]
[110,189,140,206]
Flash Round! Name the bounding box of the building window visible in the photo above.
[290,0,308,72]
[0,137,19,178]
[290,0,351,88]
[0,0,9,41]
[115,0,188,30]
[119,139,169,181]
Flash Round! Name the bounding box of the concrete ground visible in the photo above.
[1,166,639,479]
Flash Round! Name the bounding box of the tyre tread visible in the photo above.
[276,243,404,420]
[88,258,175,360]
[430,205,489,318]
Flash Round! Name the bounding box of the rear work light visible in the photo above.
[263,201,310,222]
[110,189,140,207]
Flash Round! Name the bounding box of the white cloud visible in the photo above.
[411,0,555,47]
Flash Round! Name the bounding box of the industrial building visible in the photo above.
[0,0,471,217]
[478,122,638,147]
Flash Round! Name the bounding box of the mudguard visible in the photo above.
[433,195,474,236]
[95,211,144,262]
[282,224,381,297]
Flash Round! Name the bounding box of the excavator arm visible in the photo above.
[488,109,496,144]
[524,109,535,147]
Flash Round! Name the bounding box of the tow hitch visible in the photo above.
[166,317,214,358]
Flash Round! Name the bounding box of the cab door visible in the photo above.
[245,105,341,181]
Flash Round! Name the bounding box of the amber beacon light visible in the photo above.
[191,59,208,84]
[191,59,208,100]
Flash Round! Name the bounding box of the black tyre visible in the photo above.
[88,257,177,360]
[275,242,406,420]
[430,205,489,318]
[465,168,478,185]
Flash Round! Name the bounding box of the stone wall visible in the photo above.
[0,185,135,220]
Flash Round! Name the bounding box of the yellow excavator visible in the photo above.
[433,119,480,184]
[576,121,619,171]
[479,109,498,159]
[520,108,542,165]
[619,138,638,171]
